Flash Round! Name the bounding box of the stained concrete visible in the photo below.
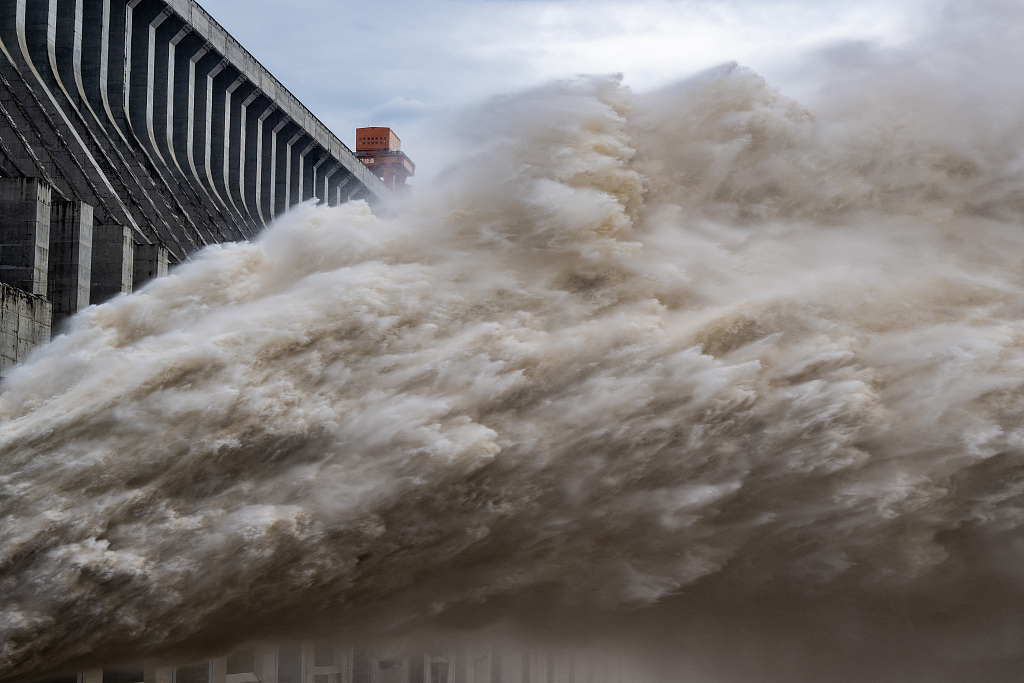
[133,242,168,290]
[0,177,51,296]
[47,198,93,329]
[91,223,134,305]
[0,280,51,378]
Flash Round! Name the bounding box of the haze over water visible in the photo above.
[5,3,1024,680]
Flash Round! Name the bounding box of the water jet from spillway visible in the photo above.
[6,4,1024,680]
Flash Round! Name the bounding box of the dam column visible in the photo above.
[144,664,174,683]
[289,137,315,205]
[79,0,117,133]
[132,241,167,289]
[78,668,103,683]
[332,175,358,206]
[253,643,279,683]
[94,0,133,140]
[255,103,281,222]
[168,26,207,180]
[237,88,268,223]
[90,223,134,303]
[189,52,231,216]
[270,117,296,217]
[281,131,303,210]
[126,0,173,165]
[214,73,248,224]
[320,163,340,206]
[165,23,232,242]
[52,0,89,113]
[0,177,52,296]
[209,657,227,683]
[295,139,318,202]
[0,157,54,378]
[310,154,328,203]
[47,197,93,328]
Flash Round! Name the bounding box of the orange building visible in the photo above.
[355,127,415,191]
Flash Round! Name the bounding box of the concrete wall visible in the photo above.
[0,280,50,378]
[0,175,130,338]
[91,223,134,304]
[132,241,167,290]
[48,197,93,329]
[0,176,51,296]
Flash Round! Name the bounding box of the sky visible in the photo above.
[196,0,935,179]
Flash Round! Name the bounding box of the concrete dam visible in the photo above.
[0,0,389,376]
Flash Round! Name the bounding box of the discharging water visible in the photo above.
[5,7,1024,680]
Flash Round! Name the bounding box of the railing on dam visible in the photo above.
[0,0,388,374]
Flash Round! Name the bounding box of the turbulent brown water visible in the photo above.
[6,7,1024,680]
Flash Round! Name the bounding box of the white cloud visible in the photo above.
[369,96,432,123]
[197,0,935,172]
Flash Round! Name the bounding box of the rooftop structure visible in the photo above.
[355,127,415,191]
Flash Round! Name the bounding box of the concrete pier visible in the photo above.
[0,280,50,375]
[0,177,52,296]
[132,242,168,290]
[47,198,93,329]
[90,222,134,304]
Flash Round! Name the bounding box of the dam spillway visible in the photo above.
[0,0,388,375]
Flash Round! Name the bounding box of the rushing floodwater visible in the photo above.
[5,8,1024,680]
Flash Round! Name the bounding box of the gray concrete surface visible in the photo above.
[0,279,50,378]
[0,0,389,374]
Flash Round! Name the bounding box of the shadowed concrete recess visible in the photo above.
[0,0,388,374]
